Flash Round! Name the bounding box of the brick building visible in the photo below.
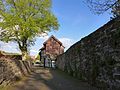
[39,35,64,67]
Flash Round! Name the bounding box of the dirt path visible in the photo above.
[10,67,98,90]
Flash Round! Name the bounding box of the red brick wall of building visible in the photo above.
[45,37,61,56]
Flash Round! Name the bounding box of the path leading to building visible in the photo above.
[10,67,98,90]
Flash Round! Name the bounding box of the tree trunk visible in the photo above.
[18,38,28,60]
[21,50,28,60]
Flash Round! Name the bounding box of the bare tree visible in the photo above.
[112,0,120,17]
[85,0,120,17]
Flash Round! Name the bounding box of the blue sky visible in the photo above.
[0,0,112,56]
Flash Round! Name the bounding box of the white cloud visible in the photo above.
[37,36,76,51]
[38,36,76,51]
[37,35,49,41]
[0,41,20,53]
[59,38,75,51]
[0,37,76,56]
[0,41,12,49]
[30,49,38,53]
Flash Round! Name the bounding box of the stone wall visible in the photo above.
[56,18,120,90]
[0,51,22,60]
[0,57,33,87]
[0,51,4,57]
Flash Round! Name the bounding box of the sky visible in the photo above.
[0,0,112,56]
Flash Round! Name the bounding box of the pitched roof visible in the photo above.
[43,35,64,47]
[40,47,45,50]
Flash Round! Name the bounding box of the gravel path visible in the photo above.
[10,67,98,90]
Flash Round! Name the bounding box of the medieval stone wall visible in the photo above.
[56,18,120,90]
[0,57,33,87]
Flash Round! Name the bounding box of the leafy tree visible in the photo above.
[0,0,59,60]
[85,0,120,17]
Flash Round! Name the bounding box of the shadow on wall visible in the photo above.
[0,58,22,86]
[0,57,33,87]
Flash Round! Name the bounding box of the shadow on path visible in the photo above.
[10,67,98,90]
